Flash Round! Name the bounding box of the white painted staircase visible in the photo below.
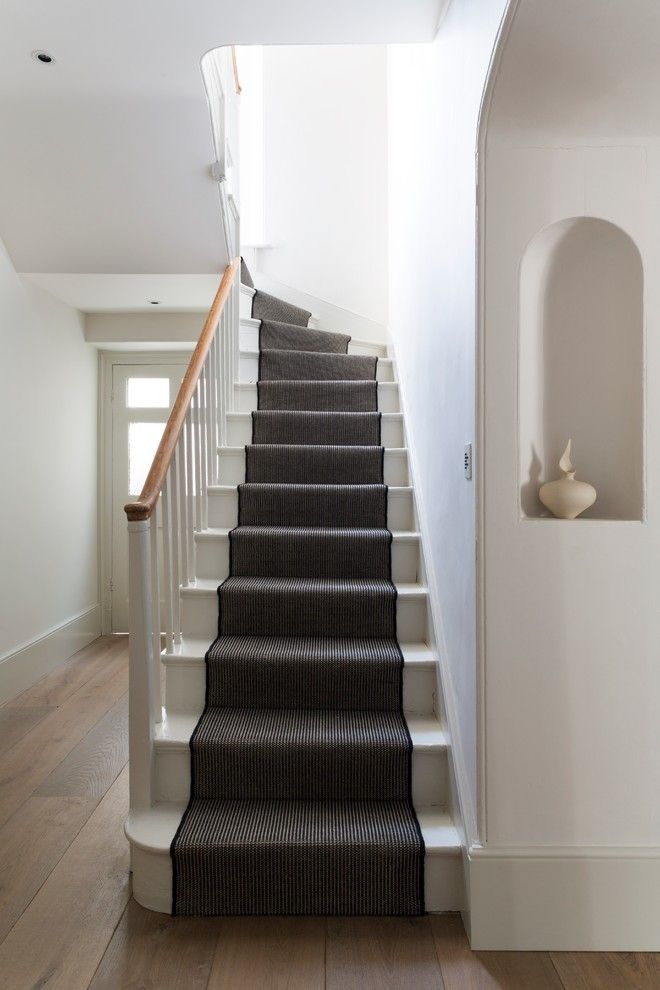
[126,282,464,914]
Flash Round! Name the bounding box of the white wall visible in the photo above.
[258,45,388,328]
[387,0,509,843]
[0,235,99,697]
[471,0,660,949]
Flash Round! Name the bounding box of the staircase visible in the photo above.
[124,270,464,915]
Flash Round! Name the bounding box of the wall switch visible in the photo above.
[464,443,473,480]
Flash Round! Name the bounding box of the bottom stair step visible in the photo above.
[173,797,423,916]
[126,804,464,916]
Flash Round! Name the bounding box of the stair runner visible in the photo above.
[171,283,424,916]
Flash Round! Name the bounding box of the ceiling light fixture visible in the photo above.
[32,50,54,64]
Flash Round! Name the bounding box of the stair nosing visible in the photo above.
[154,710,449,752]
[125,803,460,857]
[179,577,428,598]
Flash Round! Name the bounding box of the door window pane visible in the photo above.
[129,422,165,495]
[127,377,169,408]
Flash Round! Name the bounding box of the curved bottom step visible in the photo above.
[126,804,464,916]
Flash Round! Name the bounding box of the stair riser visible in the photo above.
[153,740,447,808]
[180,591,427,643]
[226,414,403,448]
[239,352,393,384]
[217,448,409,487]
[239,321,385,358]
[235,383,400,414]
[194,533,419,583]
[164,660,435,717]
[208,486,414,530]
[130,844,463,915]
[240,288,253,320]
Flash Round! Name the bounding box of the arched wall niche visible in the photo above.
[519,216,644,520]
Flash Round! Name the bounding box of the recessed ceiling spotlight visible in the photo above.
[32,50,54,64]
[149,300,160,305]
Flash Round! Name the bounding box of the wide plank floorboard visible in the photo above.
[550,950,660,989]
[36,693,128,798]
[0,705,54,754]
[208,917,326,990]
[0,767,131,990]
[0,793,97,943]
[89,899,220,990]
[326,916,445,990]
[430,914,563,989]
[0,650,128,827]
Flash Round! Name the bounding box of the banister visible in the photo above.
[231,46,242,95]
[124,257,240,522]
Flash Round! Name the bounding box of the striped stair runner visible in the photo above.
[171,286,425,916]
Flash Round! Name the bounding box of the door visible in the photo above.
[111,363,185,632]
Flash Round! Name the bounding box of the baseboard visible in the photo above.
[0,604,102,704]
[250,270,387,344]
[468,844,660,950]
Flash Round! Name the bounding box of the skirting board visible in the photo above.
[468,845,660,950]
[0,604,102,704]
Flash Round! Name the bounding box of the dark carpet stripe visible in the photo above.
[173,799,423,916]
[251,410,381,446]
[237,483,388,527]
[257,380,378,412]
[260,349,377,382]
[205,635,403,710]
[252,291,311,326]
[229,527,392,579]
[260,320,350,354]
[172,314,424,917]
[245,444,384,484]
[191,708,411,802]
[218,576,397,638]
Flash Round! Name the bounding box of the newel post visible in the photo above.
[127,518,157,813]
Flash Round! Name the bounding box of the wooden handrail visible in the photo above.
[124,258,240,522]
[231,46,242,96]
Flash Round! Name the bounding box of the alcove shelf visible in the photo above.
[518,216,644,521]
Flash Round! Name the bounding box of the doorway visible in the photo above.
[103,357,187,633]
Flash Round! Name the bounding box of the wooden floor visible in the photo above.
[0,636,658,989]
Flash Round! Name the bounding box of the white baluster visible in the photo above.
[232,280,240,400]
[193,389,202,532]
[160,477,174,654]
[184,408,195,580]
[176,441,188,587]
[149,511,162,723]
[128,519,156,812]
[208,339,218,483]
[199,368,209,530]
[169,461,182,645]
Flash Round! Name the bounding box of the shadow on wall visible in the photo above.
[519,216,643,520]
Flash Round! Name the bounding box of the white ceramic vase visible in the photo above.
[538,440,597,519]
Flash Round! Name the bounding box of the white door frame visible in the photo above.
[99,350,192,635]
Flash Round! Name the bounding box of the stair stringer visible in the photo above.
[387,339,473,924]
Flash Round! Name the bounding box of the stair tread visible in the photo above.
[154,710,448,750]
[218,444,408,453]
[180,577,428,597]
[164,638,436,666]
[195,527,420,540]
[227,410,402,421]
[126,803,460,856]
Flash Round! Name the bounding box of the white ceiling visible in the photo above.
[0,0,441,311]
